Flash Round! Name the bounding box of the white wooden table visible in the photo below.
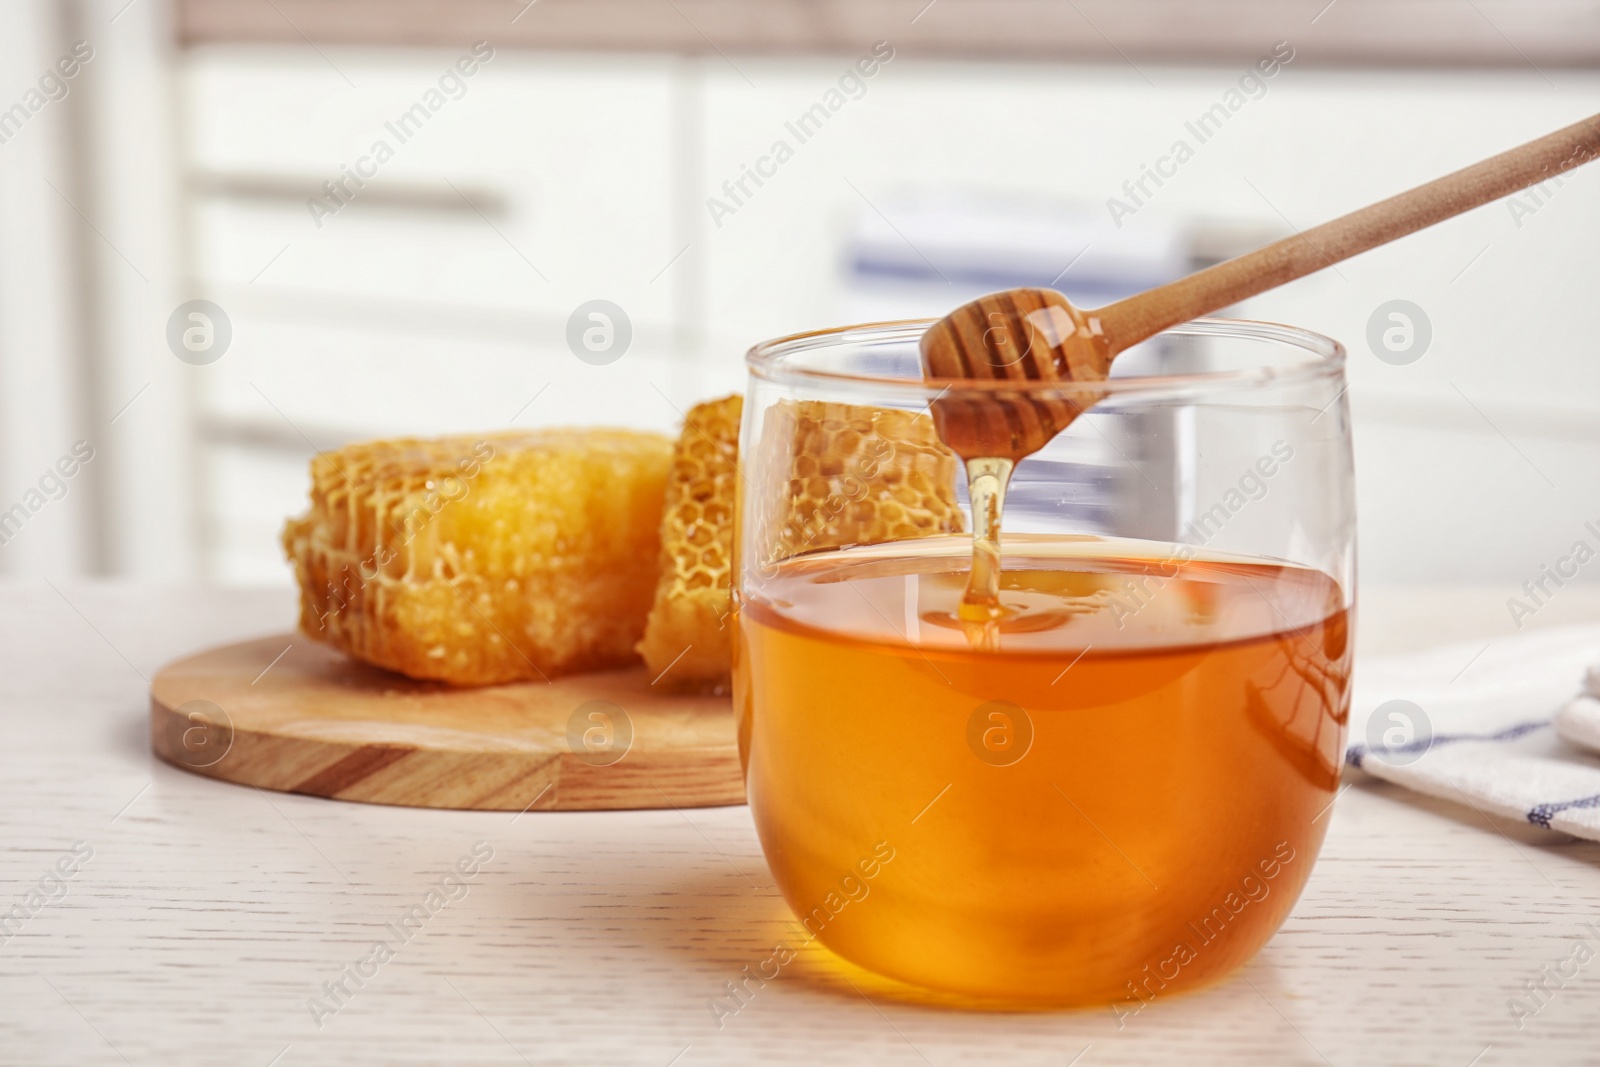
[4,582,1600,1066]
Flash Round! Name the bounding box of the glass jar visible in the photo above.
[732,316,1354,1007]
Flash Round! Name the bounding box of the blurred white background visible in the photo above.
[2,0,1598,607]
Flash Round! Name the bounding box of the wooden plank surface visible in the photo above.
[175,0,1600,67]
[148,634,743,811]
[4,582,1600,1064]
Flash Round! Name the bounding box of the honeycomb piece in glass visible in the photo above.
[637,395,742,692]
[281,429,672,686]
[758,398,967,566]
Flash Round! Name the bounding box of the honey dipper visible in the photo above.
[920,111,1600,622]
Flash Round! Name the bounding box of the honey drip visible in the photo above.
[917,291,1113,651]
[957,456,1015,648]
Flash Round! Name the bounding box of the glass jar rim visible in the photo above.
[745,315,1345,398]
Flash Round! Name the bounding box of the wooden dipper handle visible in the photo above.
[921,111,1600,464]
[1097,111,1600,353]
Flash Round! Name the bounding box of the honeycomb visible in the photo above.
[639,396,967,692]
[756,399,966,566]
[282,429,672,686]
[637,395,742,692]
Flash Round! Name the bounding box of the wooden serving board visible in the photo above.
[149,634,745,811]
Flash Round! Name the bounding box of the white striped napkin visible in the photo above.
[1346,624,1600,841]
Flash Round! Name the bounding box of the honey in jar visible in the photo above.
[735,533,1349,1006]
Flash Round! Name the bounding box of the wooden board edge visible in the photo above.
[149,694,748,812]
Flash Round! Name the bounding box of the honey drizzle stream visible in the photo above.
[958,456,1015,648]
